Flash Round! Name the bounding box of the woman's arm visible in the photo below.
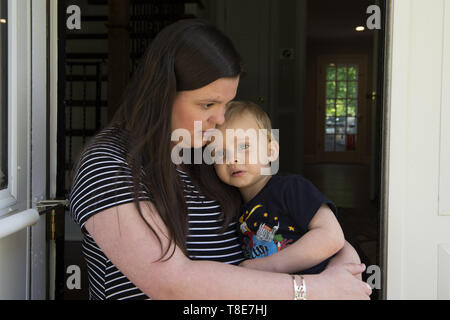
[85,201,371,299]
[240,204,345,273]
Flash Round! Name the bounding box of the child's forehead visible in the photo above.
[213,117,264,149]
[218,112,260,131]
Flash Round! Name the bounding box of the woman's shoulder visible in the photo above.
[69,124,133,189]
[80,124,129,161]
[68,124,149,232]
[72,125,129,173]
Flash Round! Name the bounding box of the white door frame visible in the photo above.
[30,0,49,300]
[384,0,450,299]
[0,0,48,300]
[0,0,32,300]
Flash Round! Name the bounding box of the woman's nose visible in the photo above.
[210,105,226,126]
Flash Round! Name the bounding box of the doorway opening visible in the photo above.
[57,0,387,300]
[303,0,386,300]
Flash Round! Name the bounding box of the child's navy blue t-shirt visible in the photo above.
[239,174,338,274]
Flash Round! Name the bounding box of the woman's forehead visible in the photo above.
[177,86,227,102]
[195,77,239,99]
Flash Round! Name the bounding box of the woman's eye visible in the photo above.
[203,103,214,109]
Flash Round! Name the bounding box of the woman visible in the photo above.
[68,19,371,300]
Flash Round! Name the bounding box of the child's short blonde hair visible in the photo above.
[224,101,273,141]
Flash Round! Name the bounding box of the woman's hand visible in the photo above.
[305,263,372,300]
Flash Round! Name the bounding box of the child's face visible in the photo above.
[213,113,277,189]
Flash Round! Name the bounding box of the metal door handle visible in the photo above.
[34,199,68,216]
[0,209,39,240]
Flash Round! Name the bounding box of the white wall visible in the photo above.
[386,0,450,299]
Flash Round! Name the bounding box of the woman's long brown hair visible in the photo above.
[93,19,245,260]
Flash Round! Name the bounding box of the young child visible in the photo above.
[212,101,345,275]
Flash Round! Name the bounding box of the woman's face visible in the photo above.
[171,76,240,148]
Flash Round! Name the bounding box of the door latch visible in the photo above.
[34,199,68,216]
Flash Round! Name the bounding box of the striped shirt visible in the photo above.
[68,125,245,300]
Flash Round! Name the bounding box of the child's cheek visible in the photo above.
[215,164,227,182]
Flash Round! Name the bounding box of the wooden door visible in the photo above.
[316,54,369,164]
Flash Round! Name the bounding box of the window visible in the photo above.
[324,63,358,152]
[0,0,7,190]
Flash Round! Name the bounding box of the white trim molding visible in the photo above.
[386,0,450,299]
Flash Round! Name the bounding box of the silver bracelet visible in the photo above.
[291,274,307,300]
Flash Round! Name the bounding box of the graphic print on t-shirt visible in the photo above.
[238,174,338,274]
[239,204,294,259]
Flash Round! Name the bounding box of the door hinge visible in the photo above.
[34,199,67,241]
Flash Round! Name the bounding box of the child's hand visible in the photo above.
[239,260,251,268]
[239,259,263,270]
[239,258,276,272]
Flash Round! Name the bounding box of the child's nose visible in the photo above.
[228,152,244,164]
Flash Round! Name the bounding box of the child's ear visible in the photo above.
[268,140,280,162]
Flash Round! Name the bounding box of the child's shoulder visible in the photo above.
[269,174,321,200]
[271,173,311,188]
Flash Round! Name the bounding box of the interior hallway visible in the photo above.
[303,164,380,288]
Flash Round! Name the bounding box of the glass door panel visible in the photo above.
[323,63,359,152]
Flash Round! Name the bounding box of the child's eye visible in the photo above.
[239,143,250,150]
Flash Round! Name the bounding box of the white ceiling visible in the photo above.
[307,0,377,39]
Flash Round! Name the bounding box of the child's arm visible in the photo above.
[325,240,362,280]
[240,204,345,274]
